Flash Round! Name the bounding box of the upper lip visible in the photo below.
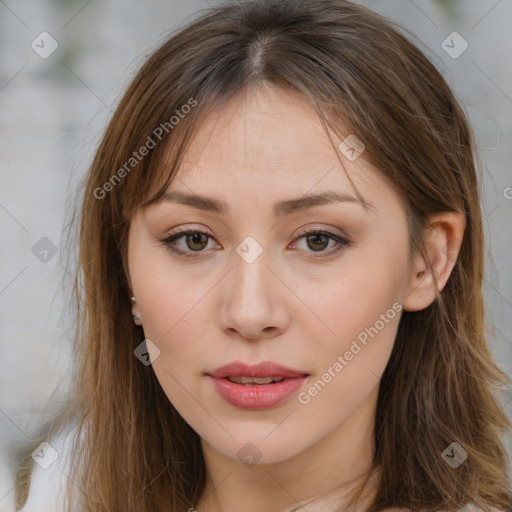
[207,361,309,379]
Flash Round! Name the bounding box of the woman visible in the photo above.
[16,0,512,511]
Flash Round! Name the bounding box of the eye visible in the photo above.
[159,228,351,259]
[159,228,219,258]
[291,229,351,258]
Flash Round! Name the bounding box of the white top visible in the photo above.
[19,425,84,512]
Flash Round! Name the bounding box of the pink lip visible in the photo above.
[208,361,307,379]
[207,361,309,410]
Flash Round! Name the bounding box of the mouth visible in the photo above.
[207,361,309,410]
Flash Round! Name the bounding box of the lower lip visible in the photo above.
[209,376,307,410]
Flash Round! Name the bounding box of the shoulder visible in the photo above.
[18,423,85,512]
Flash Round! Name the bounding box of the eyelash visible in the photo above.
[158,227,352,260]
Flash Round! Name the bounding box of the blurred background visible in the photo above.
[1,0,511,510]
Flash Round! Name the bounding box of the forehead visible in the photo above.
[149,84,405,226]
[174,84,376,195]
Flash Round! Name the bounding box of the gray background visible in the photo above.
[1,0,511,510]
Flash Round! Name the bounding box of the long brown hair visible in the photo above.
[16,0,512,510]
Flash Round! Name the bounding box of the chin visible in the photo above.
[202,426,314,467]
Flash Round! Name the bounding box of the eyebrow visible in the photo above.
[159,189,374,216]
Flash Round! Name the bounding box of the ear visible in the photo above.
[403,211,466,312]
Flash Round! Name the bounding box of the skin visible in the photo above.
[127,83,465,512]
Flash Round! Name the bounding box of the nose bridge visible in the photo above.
[230,235,273,309]
[217,234,287,339]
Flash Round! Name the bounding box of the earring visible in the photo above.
[131,296,141,324]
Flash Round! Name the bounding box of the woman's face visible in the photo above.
[127,84,412,466]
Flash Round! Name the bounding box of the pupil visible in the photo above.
[308,234,327,251]
[187,233,207,251]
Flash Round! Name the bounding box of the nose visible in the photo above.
[216,246,290,342]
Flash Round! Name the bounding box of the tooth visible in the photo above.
[227,376,285,384]
[252,377,275,384]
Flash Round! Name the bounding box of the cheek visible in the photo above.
[128,235,207,349]
[295,276,402,421]
[136,269,211,360]
[316,288,400,385]
[132,264,213,420]
[302,245,407,379]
